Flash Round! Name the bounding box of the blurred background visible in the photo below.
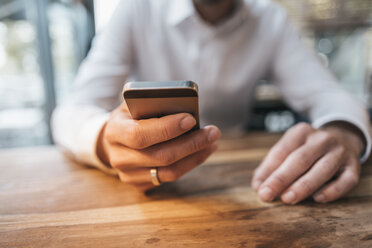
[0,0,371,148]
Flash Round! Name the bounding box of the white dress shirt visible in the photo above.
[52,0,372,174]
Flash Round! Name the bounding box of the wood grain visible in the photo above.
[1,132,372,248]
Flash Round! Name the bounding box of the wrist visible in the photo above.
[322,121,365,157]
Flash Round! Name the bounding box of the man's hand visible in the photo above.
[97,102,221,192]
[251,122,365,204]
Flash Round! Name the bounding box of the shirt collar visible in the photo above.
[167,0,251,29]
[167,0,195,26]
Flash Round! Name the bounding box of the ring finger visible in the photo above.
[117,144,217,186]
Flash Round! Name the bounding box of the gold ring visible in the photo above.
[150,168,161,186]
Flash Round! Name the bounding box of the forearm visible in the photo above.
[271,15,371,163]
[52,104,116,174]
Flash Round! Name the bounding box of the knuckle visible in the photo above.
[183,137,207,156]
[162,168,180,182]
[151,149,175,166]
[324,158,340,174]
[338,145,347,155]
[105,124,116,142]
[125,125,146,149]
[270,173,287,189]
[108,150,131,169]
[189,139,203,152]
[190,133,209,152]
[270,145,289,160]
[318,132,336,146]
[294,122,313,133]
[346,173,359,186]
[109,156,121,169]
[159,124,172,140]
[297,180,314,195]
[118,172,133,184]
[290,151,311,169]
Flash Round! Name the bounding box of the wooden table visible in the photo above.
[1,132,372,248]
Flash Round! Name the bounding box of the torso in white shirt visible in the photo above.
[128,0,285,131]
[53,0,370,168]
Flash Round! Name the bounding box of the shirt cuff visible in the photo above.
[76,112,118,175]
[312,114,372,164]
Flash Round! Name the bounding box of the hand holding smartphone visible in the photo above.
[97,80,220,192]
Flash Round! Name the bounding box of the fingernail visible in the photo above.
[314,193,326,203]
[208,128,220,143]
[180,115,196,130]
[252,180,262,191]
[258,187,274,202]
[282,191,296,204]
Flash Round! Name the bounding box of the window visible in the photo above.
[0,0,94,148]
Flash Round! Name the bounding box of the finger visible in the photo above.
[312,159,360,203]
[116,144,217,185]
[258,131,334,202]
[252,123,314,191]
[158,143,218,183]
[110,112,197,149]
[112,126,220,169]
[280,146,345,204]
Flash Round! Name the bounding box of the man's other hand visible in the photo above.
[251,122,365,204]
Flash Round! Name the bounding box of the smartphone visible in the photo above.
[123,81,200,130]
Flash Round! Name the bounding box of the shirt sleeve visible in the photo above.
[51,0,136,173]
[271,14,371,163]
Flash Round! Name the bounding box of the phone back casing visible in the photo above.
[123,81,200,130]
